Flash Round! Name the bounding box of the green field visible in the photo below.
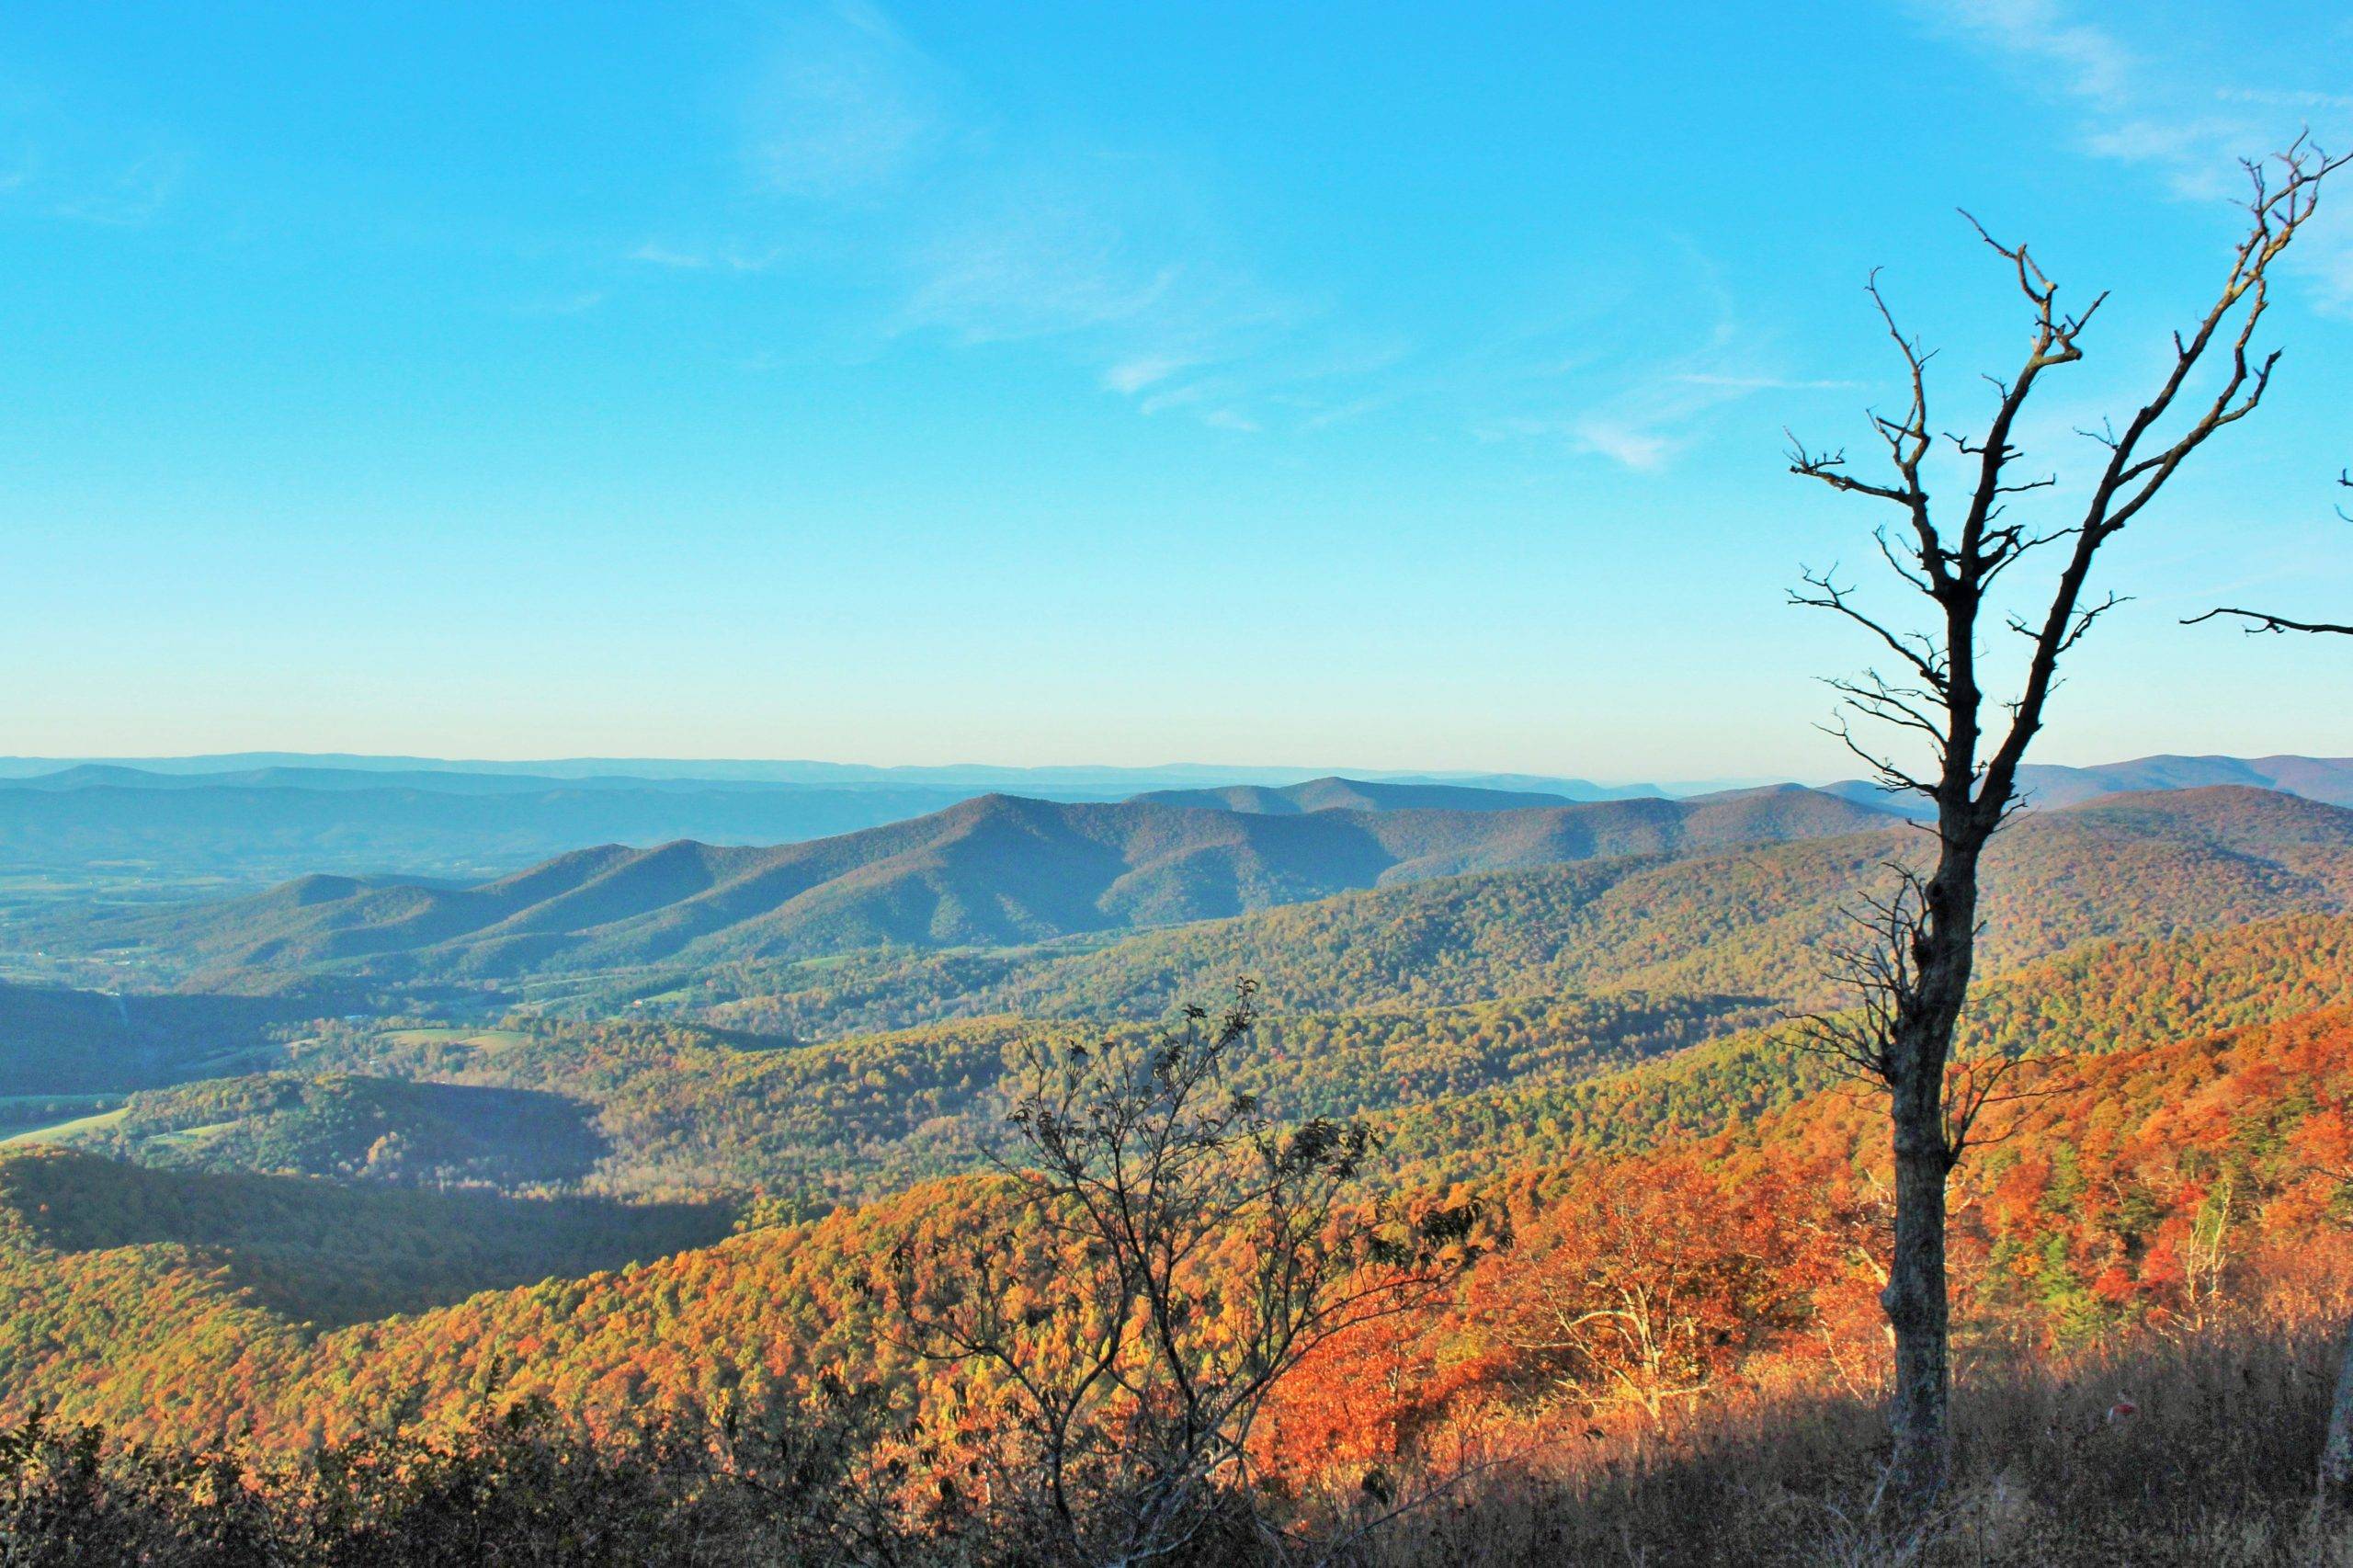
[1,1105,129,1145]
[380,1028,531,1051]
[141,1120,239,1150]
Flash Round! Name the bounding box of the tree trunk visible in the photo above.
[2324,1312,2353,1512]
[1881,1100,1952,1506]
[1879,836,1977,1512]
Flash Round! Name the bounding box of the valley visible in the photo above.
[6,758,2352,1561]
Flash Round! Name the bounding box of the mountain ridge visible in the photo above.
[69,787,1898,983]
[1826,752,2353,816]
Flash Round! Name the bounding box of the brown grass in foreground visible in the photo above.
[1359,1320,2353,1566]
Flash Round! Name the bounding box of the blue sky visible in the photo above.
[3,2,2350,779]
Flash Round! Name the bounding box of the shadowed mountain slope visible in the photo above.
[0,980,337,1095]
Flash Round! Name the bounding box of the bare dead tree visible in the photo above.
[1786,138,2345,1509]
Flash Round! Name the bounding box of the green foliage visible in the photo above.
[262,989,1765,1201]
[89,1073,608,1189]
[1372,912,2353,1185]
[0,1147,734,1334]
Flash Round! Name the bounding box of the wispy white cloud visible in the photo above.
[678,4,1369,431]
[44,148,187,226]
[1102,354,1193,395]
[629,240,784,273]
[2219,86,2353,114]
[1299,393,1395,432]
[629,241,710,269]
[1903,1,2353,305]
[1477,248,1850,472]
[0,73,190,228]
[745,1,940,198]
[1571,419,1676,471]
[1908,0,2133,108]
[1672,372,1863,392]
[897,196,1187,346]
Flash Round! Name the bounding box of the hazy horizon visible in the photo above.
[3,744,2348,796]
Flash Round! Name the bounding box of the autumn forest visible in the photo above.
[8,10,2353,1566]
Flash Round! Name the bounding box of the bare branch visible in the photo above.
[1791,569,1948,687]
[2184,470,2353,635]
[2183,607,2353,636]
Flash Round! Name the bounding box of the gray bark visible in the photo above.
[1878,842,1979,1506]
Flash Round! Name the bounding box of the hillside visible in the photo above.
[691,785,2353,1039]
[0,978,325,1094]
[11,754,2346,889]
[1371,908,2353,1184]
[85,1073,611,1189]
[180,990,1767,1201]
[1829,752,2353,816]
[2,999,2345,1464]
[48,907,2353,1210]
[64,787,1894,984]
[0,1147,732,1335]
[2014,753,2353,809]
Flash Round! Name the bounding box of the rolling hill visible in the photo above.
[1132,776,1578,813]
[1828,752,2353,816]
[2014,753,2353,809]
[0,766,1678,886]
[82,904,2344,1209]
[12,755,2348,889]
[691,785,2353,1038]
[68,787,1895,983]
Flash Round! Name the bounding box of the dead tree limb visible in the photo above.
[1787,136,2344,1512]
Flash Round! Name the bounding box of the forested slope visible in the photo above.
[3,1000,2343,1461]
[40,909,2353,1216]
[697,786,2353,1038]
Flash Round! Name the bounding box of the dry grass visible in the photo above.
[1349,1322,2353,1566]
